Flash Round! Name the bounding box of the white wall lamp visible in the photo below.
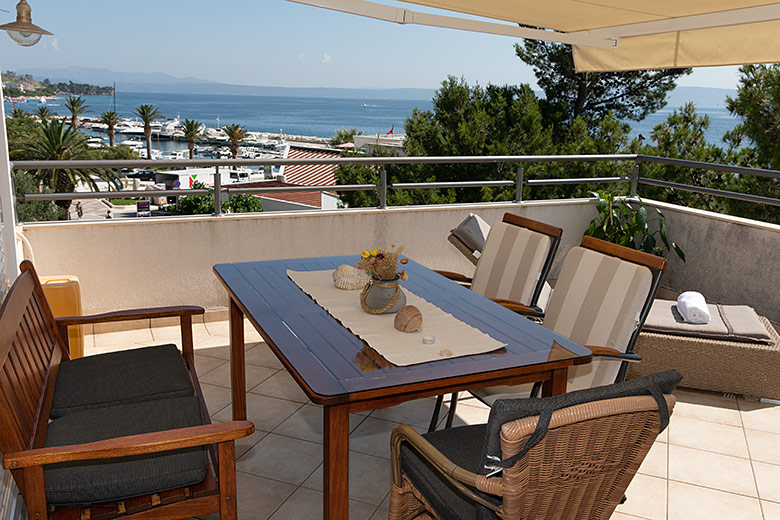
[0,0,51,47]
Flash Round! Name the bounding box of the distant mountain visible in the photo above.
[16,66,215,87]
[11,67,736,105]
[15,67,436,100]
[666,86,736,108]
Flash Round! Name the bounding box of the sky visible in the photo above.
[0,0,742,90]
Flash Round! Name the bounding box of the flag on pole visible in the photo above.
[386,125,394,135]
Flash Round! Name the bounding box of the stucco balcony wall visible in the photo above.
[20,198,780,323]
[20,200,595,315]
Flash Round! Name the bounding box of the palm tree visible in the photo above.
[222,123,249,159]
[10,107,31,120]
[133,104,163,160]
[64,96,90,128]
[181,119,204,159]
[100,111,120,147]
[23,119,120,218]
[36,106,53,121]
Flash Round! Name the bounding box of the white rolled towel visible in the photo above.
[676,291,711,324]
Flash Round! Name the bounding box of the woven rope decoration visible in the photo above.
[360,280,402,314]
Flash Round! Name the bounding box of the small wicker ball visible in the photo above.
[394,305,423,333]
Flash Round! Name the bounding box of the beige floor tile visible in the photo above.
[441,401,490,428]
[349,417,403,459]
[93,328,155,348]
[673,388,742,426]
[303,451,392,506]
[235,429,268,459]
[232,471,297,520]
[370,397,440,429]
[269,487,377,520]
[761,500,780,520]
[369,493,391,520]
[745,429,780,466]
[753,461,780,503]
[739,399,780,434]
[194,354,227,377]
[250,369,309,403]
[244,321,264,343]
[205,319,230,337]
[212,393,303,432]
[273,404,366,443]
[610,513,651,520]
[637,441,667,479]
[193,334,230,350]
[614,473,667,520]
[245,343,284,369]
[237,433,322,485]
[667,481,763,520]
[668,445,757,497]
[195,341,254,361]
[200,383,233,418]
[151,323,210,343]
[668,416,749,458]
[201,363,277,390]
[82,333,96,352]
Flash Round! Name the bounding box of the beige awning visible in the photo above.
[289,0,780,71]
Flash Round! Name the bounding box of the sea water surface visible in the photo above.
[4,91,740,146]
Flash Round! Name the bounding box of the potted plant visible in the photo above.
[356,245,408,314]
[585,190,686,261]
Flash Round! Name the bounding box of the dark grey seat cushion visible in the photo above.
[51,344,194,418]
[44,396,208,506]
[401,425,488,520]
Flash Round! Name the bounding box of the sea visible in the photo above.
[3,91,740,149]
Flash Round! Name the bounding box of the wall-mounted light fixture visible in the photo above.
[0,0,52,47]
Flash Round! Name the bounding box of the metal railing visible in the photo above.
[11,154,780,218]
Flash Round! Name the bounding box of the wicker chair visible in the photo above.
[431,213,563,430]
[390,371,681,520]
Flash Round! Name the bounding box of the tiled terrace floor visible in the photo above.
[83,319,780,520]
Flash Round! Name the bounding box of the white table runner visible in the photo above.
[287,269,507,366]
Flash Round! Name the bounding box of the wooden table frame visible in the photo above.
[215,257,592,520]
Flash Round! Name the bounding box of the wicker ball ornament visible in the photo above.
[332,264,369,290]
[394,305,423,333]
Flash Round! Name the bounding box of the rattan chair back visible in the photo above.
[495,394,675,519]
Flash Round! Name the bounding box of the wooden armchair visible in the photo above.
[391,371,681,520]
[0,261,253,520]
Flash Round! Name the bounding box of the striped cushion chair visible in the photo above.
[430,213,562,431]
[472,236,667,406]
[437,213,563,312]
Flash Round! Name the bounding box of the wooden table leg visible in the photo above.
[541,367,568,397]
[323,404,350,520]
[229,298,247,421]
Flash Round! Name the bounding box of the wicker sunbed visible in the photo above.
[629,315,780,399]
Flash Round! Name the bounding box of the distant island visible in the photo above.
[1,71,112,98]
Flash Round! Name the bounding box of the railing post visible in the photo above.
[379,166,387,209]
[214,165,223,216]
[630,162,639,197]
[515,164,524,203]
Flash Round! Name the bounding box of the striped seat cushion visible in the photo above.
[544,246,652,391]
[470,222,551,306]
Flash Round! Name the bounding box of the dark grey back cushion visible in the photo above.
[45,396,208,506]
[480,369,683,473]
[51,344,194,418]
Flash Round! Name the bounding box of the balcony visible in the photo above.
[5,154,780,519]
